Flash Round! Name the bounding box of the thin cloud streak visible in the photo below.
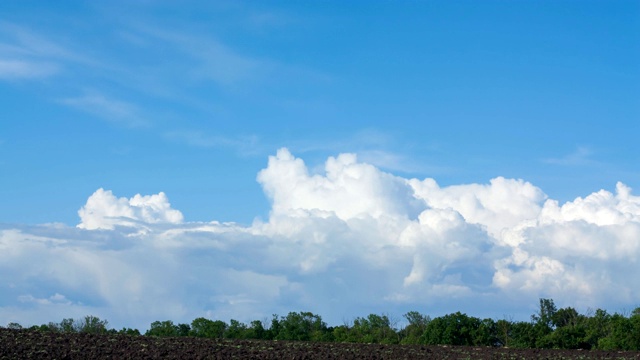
[130,24,264,87]
[543,146,596,166]
[164,130,261,156]
[0,22,97,79]
[59,93,149,128]
[287,129,451,175]
[0,59,58,79]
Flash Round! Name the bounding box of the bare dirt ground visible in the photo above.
[2,328,639,359]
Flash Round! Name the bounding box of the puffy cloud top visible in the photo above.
[409,176,546,238]
[540,182,640,226]
[2,148,640,330]
[77,188,183,230]
[257,148,422,221]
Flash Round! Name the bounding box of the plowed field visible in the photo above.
[2,328,639,359]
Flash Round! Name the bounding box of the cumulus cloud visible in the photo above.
[77,188,183,230]
[257,148,423,221]
[2,148,640,330]
[408,176,546,238]
[494,183,640,307]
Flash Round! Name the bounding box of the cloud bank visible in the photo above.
[2,148,639,330]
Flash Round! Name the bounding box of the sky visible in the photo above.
[1,1,639,331]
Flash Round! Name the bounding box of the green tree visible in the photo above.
[332,324,351,342]
[422,312,483,346]
[274,312,328,341]
[598,313,635,350]
[531,298,557,329]
[629,308,640,350]
[552,307,581,328]
[60,318,76,333]
[509,321,537,348]
[536,307,589,349]
[75,315,109,334]
[530,298,558,348]
[7,322,23,330]
[400,311,430,344]
[584,308,610,349]
[349,314,398,344]
[267,314,281,340]
[176,323,191,337]
[146,320,180,337]
[46,318,76,333]
[538,324,588,349]
[225,319,248,339]
[118,327,141,336]
[190,317,226,338]
[35,324,52,332]
[474,318,497,346]
[245,320,267,340]
[495,319,512,347]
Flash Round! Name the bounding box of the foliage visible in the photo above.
[118,327,141,336]
[7,299,640,351]
[190,317,226,339]
[346,314,398,344]
[271,312,330,341]
[38,316,109,334]
[509,321,537,348]
[245,320,267,340]
[75,315,109,334]
[421,312,494,346]
[597,313,638,350]
[6,322,23,330]
[399,311,430,344]
[145,320,190,337]
[225,319,248,339]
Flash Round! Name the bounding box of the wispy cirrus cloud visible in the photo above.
[164,130,261,156]
[543,146,596,166]
[0,59,58,79]
[0,21,93,80]
[288,129,448,175]
[0,22,85,60]
[59,93,149,128]
[128,25,264,88]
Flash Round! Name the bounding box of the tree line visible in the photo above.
[4,299,640,351]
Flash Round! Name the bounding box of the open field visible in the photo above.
[2,328,640,360]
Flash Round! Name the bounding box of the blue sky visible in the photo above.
[1,1,640,330]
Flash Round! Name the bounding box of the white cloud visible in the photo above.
[257,148,423,222]
[539,182,640,226]
[0,22,92,80]
[2,148,640,330]
[0,59,58,79]
[543,146,595,166]
[492,182,640,306]
[60,93,148,127]
[18,293,71,306]
[134,25,262,87]
[77,188,183,230]
[409,176,546,238]
[0,22,84,61]
[164,130,261,156]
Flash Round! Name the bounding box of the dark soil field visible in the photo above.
[2,328,639,360]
